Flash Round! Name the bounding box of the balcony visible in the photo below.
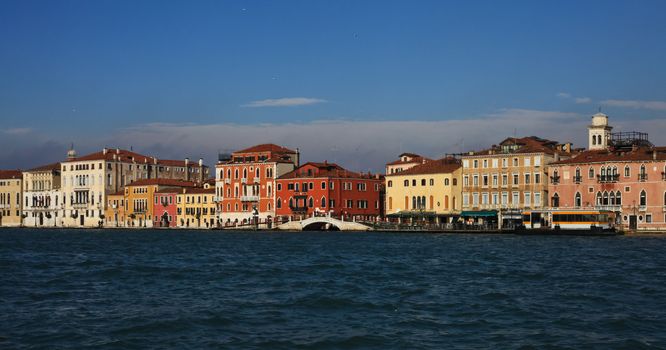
[595,205,622,212]
[241,178,247,184]
[597,174,619,183]
[240,195,259,202]
[224,178,231,184]
[573,175,582,184]
[550,175,560,185]
[253,178,261,184]
[638,173,648,182]
[289,206,308,213]
[639,205,647,212]
[72,202,89,209]
[0,204,8,209]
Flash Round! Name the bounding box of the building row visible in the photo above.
[2,112,666,231]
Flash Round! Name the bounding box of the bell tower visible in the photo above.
[588,113,612,150]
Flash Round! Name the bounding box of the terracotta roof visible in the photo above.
[0,170,22,179]
[155,187,183,194]
[125,178,198,187]
[181,187,215,194]
[552,147,666,165]
[278,162,382,180]
[399,152,422,158]
[234,143,296,154]
[64,148,206,168]
[26,162,61,172]
[386,157,461,177]
[467,136,565,156]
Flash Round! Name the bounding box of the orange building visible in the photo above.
[215,144,299,227]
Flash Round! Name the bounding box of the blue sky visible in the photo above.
[1,0,666,171]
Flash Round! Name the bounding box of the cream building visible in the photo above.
[23,163,62,227]
[61,147,209,227]
[461,136,573,225]
[385,158,462,224]
[177,184,216,229]
[0,170,23,227]
[385,153,430,175]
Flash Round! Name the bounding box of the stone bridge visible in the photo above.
[276,216,373,231]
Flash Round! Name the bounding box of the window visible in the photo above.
[640,190,647,207]
[308,197,314,208]
[321,181,326,190]
[575,192,581,207]
[429,179,434,186]
[551,193,559,207]
[534,156,541,167]
[512,174,519,186]
[492,175,498,187]
[444,178,449,186]
[472,192,479,206]
[321,197,326,207]
[481,192,488,205]
[421,179,426,186]
[502,174,508,187]
[513,158,518,166]
[482,175,488,187]
[524,192,531,206]
[387,180,392,187]
[492,159,498,168]
[277,183,282,191]
[483,159,488,168]
[534,173,540,184]
[412,179,416,186]
[463,176,469,186]
[473,175,479,186]
[462,159,469,168]
[473,160,478,168]
[329,199,335,208]
[512,192,519,205]
[501,192,508,205]
[588,167,594,179]
[646,214,652,223]
[502,158,508,168]
[524,158,531,167]
[524,174,530,184]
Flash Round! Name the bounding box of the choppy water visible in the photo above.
[1,229,666,349]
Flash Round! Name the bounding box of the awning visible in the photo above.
[460,210,498,217]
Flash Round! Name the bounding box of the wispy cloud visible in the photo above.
[3,128,32,135]
[601,99,666,111]
[242,97,327,108]
[557,92,591,104]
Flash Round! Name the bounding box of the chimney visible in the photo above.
[116,148,120,154]
[185,158,189,166]
[103,148,108,155]
[198,158,203,166]
[154,158,158,165]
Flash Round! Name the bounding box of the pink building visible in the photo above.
[548,113,666,231]
[154,188,179,227]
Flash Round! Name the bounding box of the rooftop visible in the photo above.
[0,170,22,180]
[465,136,568,156]
[125,178,198,187]
[26,162,61,172]
[552,146,666,165]
[278,162,381,180]
[386,157,461,176]
[234,143,297,154]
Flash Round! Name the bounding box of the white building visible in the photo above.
[22,163,63,227]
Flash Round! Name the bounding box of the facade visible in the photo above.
[385,153,430,175]
[548,113,666,231]
[216,144,299,227]
[461,136,573,226]
[275,162,384,222]
[154,188,179,228]
[116,178,196,228]
[176,184,216,228]
[384,157,462,223]
[105,191,126,227]
[0,170,23,227]
[22,163,62,227]
[61,147,208,227]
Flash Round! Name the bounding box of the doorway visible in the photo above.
[629,215,637,230]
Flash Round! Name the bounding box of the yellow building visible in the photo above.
[461,136,573,226]
[0,170,23,227]
[385,158,462,224]
[176,183,216,229]
[104,191,126,228]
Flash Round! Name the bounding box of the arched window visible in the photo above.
[388,197,393,210]
[234,169,239,178]
[243,168,247,178]
[277,198,282,209]
[552,193,559,208]
[598,135,602,145]
[429,179,434,186]
[308,197,313,208]
[640,164,646,174]
[575,192,582,207]
[444,178,449,186]
[220,170,224,179]
[612,166,618,175]
[421,179,426,186]
[289,198,294,208]
[588,167,594,179]
[596,192,602,206]
[429,195,434,209]
[601,166,606,176]
[421,196,426,209]
[444,195,449,209]
[412,179,416,186]
[602,191,609,205]
[640,190,647,206]
[610,191,615,205]
[321,196,326,208]
[412,196,417,209]
[616,191,622,206]
[388,180,393,187]
[255,168,259,178]
[592,135,596,145]
[452,196,457,210]
[452,178,457,186]
[404,180,409,187]
[624,165,630,177]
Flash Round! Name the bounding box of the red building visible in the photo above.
[215,144,299,227]
[154,188,179,227]
[275,162,384,222]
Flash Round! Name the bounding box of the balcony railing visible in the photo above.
[240,195,259,202]
[550,175,560,185]
[72,202,89,209]
[224,178,231,184]
[0,204,9,209]
[597,174,620,183]
[289,206,308,213]
[638,173,648,182]
[573,175,582,184]
[241,178,247,184]
[595,205,622,211]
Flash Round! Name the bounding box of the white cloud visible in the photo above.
[242,97,327,108]
[558,92,591,104]
[601,99,666,111]
[3,128,32,135]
